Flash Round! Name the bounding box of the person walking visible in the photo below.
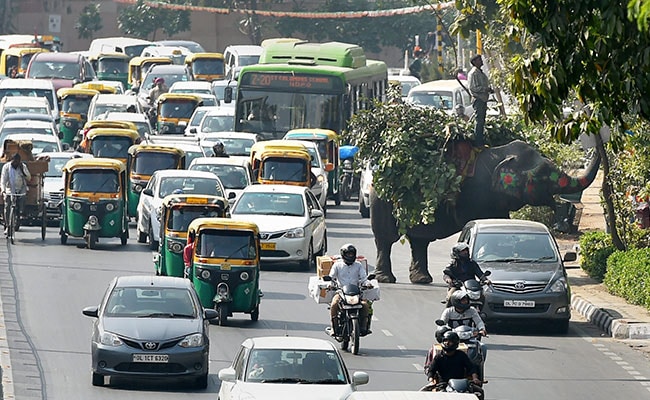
[409,48,424,81]
[467,54,492,146]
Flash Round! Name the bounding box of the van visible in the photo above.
[0,78,59,120]
[89,37,154,59]
[406,79,473,118]
[223,45,263,79]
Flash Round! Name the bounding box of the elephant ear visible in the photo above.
[491,155,546,199]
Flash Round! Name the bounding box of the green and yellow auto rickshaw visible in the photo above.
[59,158,129,249]
[85,128,141,164]
[284,128,340,203]
[128,56,172,89]
[185,52,225,82]
[126,144,186,218]
[187,218,262,325]
[73,81,118,94]
[78,120,139,152]
[249,140,313,187]
[57,88,99,146]
[153,195,229,277]
[89,52,130,87]
[156,93,203,134]
[0,46,49,77]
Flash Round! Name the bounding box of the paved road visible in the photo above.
[2,200,650,399]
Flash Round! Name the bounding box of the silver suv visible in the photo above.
[458,219,577,333]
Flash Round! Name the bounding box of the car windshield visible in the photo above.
[0,89,56,111]
[245,349,345,384]
[233,192,304,216]
[0,127,54,145]
[190,164,249,189]
[158,176,222,198]
[70,170,119,193]
[408,91,453,109]
[3,107,48,116]
[189,110,209,127]
[132,152,179,175]
[200,115,234,132]
[90,137,133,159]
[473,232,558,262]
[124,44,152,58]
[31,140,58,154]
[167,206,223,232]
[28,61,80,80]
[197,229,256,259]
[45,157,70,178]
[204,137,253,156]
[105,287,197,318]
[142,72,188,90]
[92,104,133,119]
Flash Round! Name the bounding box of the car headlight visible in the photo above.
[99,331,123,347]
[179,333,203,348]
[317,174,325,182]
[547,277,568,293]
[284,227,304,238]
[344,294,360,305]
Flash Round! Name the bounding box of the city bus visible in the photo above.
[229,41,387,140]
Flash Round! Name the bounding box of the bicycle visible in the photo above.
[4,192,26,245]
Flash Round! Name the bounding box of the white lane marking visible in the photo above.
[397,345,407,351]
[413,363,423,371]
[382,329,393,337]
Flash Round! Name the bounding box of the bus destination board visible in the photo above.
[240,72,344,91]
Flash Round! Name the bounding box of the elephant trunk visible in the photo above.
[553,153,601,194]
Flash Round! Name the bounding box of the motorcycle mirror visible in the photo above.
[322,275,332,282]
[483,270,491,277]
[434,319,446,326]
[367,273,376,280]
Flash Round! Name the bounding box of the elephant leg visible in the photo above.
[408,236,433,284]
[374,236,397,283]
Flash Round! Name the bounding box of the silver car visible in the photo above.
[458,219,577,333]
[82,275,217,388]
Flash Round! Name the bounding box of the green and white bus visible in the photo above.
[231,41,388,139]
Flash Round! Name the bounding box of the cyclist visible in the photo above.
[1,153,31,235]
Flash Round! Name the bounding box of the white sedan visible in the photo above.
[188,156,252,204]
[230,184,326,270]
[136,170,227,249]
[218,336,368,400]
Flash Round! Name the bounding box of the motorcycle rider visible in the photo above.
[212,140,229,157]
[443,242,488,304]
[328,243,373,336]
[426,331,483,397]
[440,290,488,361]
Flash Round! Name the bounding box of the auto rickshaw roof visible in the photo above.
[57,87,100,99]
[188,217,259,235]
[128,144,185,156]
[2,47,49,56]
[62,157,126,173]
[185,52,225,62]
[285,128,338,141]
[84,120,138,131]
[73,82,118,94]
[251,139,310,160]
[157,93,204,103]
[161,193,227,208]
[129,56,173,67]
[87,128,140,140]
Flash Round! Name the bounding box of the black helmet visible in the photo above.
[212,140,226,155]
[451,290,471,312]
[435,324,452,343]
[340,243,357,265]
[451,242,470,260]
[441,331,460,352]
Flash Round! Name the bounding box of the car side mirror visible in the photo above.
[228,192,236,199]
[218,367,237,382]
[352,371,369,386]
[224,87,233,103]
[190,127,197,133]
[563,251,577,262]
[324,162,334,172]
[310,209,323,218]
[143,188,153,196]
[204,308,218,320]
[81,306,99,318]
[62,143,70,151]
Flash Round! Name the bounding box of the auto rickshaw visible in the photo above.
[88,52,130,87]
[249,140,313,187]
[84,128,141,164]
[57,88,99,146]
[126,144,186,218]
[284,128,341,204]
[153,195,229,277]
[187,218,262,325]
[73,81,118,94]
[128,56,172,90]
[185,52,225,81]
[156,93,203,134]
[59,158,129,249]
[78,120,139,151]
[0,46,49,77]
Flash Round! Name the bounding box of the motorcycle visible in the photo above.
[433,319,487,381]
[445,271,491,314]
[420,379,484,399]
[340,158,358,201]
[322,274,375,355]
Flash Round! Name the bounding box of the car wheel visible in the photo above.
[120,231,128,246]
[359,193,370,218]
[193,372,208,390]
[552,319,570,334]
[91,372,104,387]
[148,223,158,250]
[60,232,67,245]
[137,227,147,243]
[317,232,327,256]
[300,241,314,271]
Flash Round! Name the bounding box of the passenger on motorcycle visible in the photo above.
[426,331,482,391]
[212,140,229,157]
[440,290,488,359]
[443,243,488,304]
[329,243,372,336]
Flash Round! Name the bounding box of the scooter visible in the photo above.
[322,274,375,355]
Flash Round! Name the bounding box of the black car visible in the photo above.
[82,275,217,388]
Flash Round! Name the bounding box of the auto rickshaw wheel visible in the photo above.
[250,305,259,321]
[148,223,158,250]
[334,191,341,206]
[216,304,228,326]
[87,231,98,249]
[40,206,46,240]
[137,228,147,243]
[120,230,128,245]
[60,232,67,245]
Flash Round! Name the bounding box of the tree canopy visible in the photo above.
[118,0,191,40]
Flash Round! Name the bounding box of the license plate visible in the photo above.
[261,242,276,250]
[504,300,535,308]
[220,263,231,271]
[132,354,169,363]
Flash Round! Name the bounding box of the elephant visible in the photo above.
[370,140,601,284]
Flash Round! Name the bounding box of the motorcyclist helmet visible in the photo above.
[212,140,226,155]
[435,324,452,343]
[451,290,471,312]
[340,243,357,265]
[441,331,460,352]
[451,242,470,260]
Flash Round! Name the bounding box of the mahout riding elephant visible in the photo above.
[370,140,601,283]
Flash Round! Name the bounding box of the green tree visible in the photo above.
[75,4,103,40]
[452,0,650,251]
[118,0,191,40]
[0,0,17,34]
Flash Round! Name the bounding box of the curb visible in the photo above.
[571,295,650,339]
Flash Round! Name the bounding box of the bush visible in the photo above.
[579,231,616,281]
[510,205,555,229]
[604,248,650,309]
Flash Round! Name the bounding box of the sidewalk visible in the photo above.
[558,171,650,340]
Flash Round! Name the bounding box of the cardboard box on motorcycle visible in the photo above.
[317,254,368,277]
[309,253,380,304]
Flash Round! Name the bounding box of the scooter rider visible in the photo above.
[427,331,483,395]
[329,244,372,336]
[443,243,488,304]
[440,290,488,360]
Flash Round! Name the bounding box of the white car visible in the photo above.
[188,156,252,204]
[169,80,213,97]
[388,74,421,102]
[0,119,59,145]
[1,133,63,154]
[43,152,93,219]
[0,95,51,120]
[136,170,227,249]
[230,184,326,270]
[87,94,142,121]
[406,79,473,118]
[197,130,259,160]
[101,111,153,139]
[191,107,235,135]
[184,105,220,136]
[218,336,368,400]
